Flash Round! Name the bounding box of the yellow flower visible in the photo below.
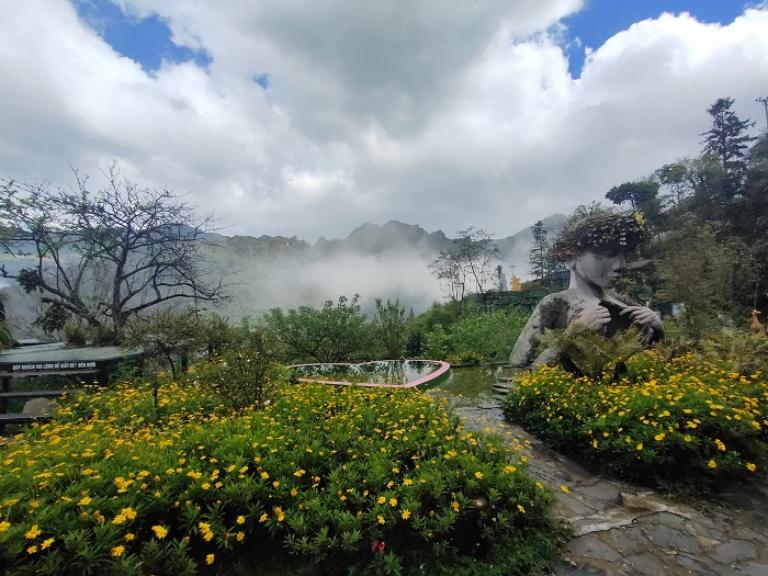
[451,501,460,512]
[25,525,41,540]
[293,469,306,478]
[236,531,245,542]
[474,471,483,480]
[591,439,599,449]
[401,509,411,520]
[274,507,285,522]
[111,545,125,557]
[376,496,386,505]
[259,513,269,523]
[377,514,385,525]
[206,553,215,565]
[707,460,717,469]
[236,515,246,525]
[260,471,269,480]
[714,439,726,452]
[41,537,55,550]
[560,484,570,494]
[746,462,757,472]
[124,532,135,542]
[654,432,665,442]
[78,496,92,506]
[0,521,10,534]
[635,442,643,451]
[516,504,526,514]
[151,525,168,539]
[503,465,517,474]
[26,545,38,555]
[388,498,398,507]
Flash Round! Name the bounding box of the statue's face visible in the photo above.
[572,247,626,289]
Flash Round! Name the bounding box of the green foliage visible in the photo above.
[0,321,11,350]
[424,310,529,363]
[655,218,755,337]
[605,180,663,225]
[528,221,557,285]
[541,325,646,381]
[33,302,71,336]
[701,97,756,189]
[0,376,564,575]
[373,299,407,359]
[263,295,371,363]
[503,349,768,492]
[694,330,768,376]
[123,308,206,379]
[195,335,284,410]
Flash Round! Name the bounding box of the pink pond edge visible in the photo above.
[289,360,451,389]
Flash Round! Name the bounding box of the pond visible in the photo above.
[289,359,449,388]
[431,365,496,401]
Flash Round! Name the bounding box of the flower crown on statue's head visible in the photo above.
[552,206,648,261]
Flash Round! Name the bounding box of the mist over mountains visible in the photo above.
[206,215,565,320]
[1,215,565,337]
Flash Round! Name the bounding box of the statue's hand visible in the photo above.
[575,304,611,331]
[619,306,663,332]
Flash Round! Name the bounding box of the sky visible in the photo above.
[1,0,767,242]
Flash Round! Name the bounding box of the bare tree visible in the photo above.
[429,226,498,313]
[456,227,498,311]
[0,165,226,341]
[429,249,467,311]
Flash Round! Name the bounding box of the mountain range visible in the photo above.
[1,214,566,337]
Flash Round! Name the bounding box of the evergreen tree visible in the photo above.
[701,97,757,192]
[528,221,551,283]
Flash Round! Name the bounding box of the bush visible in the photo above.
[263,295,372,363]
[503,349,768,492]
[0,378,564,575]
[195,336,284,410]
[425,310,529,363]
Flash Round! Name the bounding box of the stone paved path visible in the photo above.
[454,404,768,576]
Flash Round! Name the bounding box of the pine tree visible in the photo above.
[701,97,757,192]
[528,221,550,283]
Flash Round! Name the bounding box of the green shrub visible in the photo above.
[503,349,768,492]
[425,310,529,363]
[263,295,372,363]
[0,378,564,575]
[195,337,284,410]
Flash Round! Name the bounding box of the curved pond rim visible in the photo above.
[288,359,451,389]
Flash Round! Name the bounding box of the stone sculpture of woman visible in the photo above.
[508,207,663,370]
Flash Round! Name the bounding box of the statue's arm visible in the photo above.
[509,300,549,368]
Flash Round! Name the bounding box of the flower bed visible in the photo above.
[503,350,768,491]
[0,378,564,575]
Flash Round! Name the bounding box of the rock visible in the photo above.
[22,398,57,417]
[644,524,701,554]
[620,552,666,576]
[737,562,768,576]
[565,534,622,563]
[711,541,758,565]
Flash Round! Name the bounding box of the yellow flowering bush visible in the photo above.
[503,350,768,490]
[0,376,563,575]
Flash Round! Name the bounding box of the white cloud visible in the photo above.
[0,0,767,245]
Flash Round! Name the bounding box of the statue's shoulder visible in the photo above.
[532,290,575,328]
[536,290,578,308]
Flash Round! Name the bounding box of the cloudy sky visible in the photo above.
[1,0,767,241]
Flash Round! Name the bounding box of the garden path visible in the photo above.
[455,404,768,576]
